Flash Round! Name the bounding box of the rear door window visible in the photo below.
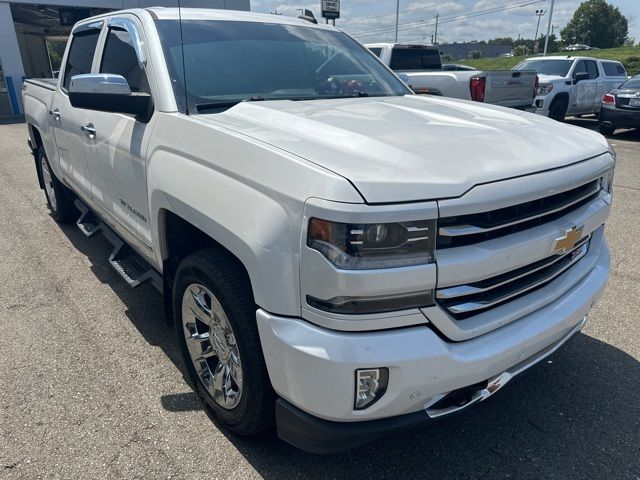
[100,27,149,93]
[62,29,101,90]
[602,61,627,76]
[390,48,441,70]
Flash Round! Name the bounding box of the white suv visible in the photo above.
[514,56,627,121]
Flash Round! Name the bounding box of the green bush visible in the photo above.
[623,56,640,75]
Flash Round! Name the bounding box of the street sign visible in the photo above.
[321,0,340,19]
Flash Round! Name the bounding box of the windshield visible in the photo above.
[513,59,573,77]
[155,20,411,113]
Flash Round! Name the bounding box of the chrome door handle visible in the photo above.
[81,123,96,139]
[49,109,60,121]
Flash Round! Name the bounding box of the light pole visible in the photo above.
[394,0,400,42]
[434,13,439,45]
[543,0,555,56]
[534,9,546,53]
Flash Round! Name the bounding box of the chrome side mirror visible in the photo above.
[69,73,152,122]
[69,73,132,95]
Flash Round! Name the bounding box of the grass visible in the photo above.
[460,46,640,75]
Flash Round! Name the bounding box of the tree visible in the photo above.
[488,37,514,45]
[560,0,628,48]
[537,34,559,53]
[513,45,530,56]
[441,53,453,62]
[469,50,482,59]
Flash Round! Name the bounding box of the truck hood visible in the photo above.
[537,74,567,83]
[199,95,609,203]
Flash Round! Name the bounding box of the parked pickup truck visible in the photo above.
[514,56,628,121]
[366,43,538,109]
[23,8,614,454]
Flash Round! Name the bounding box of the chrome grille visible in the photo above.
[436,236,590,319]
[437,180,601,249]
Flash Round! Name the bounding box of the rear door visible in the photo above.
[83,15,154,246]
[51,21,102,197]
[601,61,628,92]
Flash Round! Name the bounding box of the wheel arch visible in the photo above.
[27,123,45,189]
[153,193,301,318]
[550,92,570,107]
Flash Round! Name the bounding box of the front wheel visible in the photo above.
[173,249,275,435]
[548,97,568,122]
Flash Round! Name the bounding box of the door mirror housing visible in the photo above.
[573,72,590,84]
[68,73,152,122]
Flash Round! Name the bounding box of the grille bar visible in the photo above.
[439,181,600,238]
[437,238,590,317]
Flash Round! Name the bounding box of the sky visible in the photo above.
[249,0,640,45]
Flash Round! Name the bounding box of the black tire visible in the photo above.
[548,97,568,122]
[173,249,275,435]
[36,147,76,223]
[599,122,616,136]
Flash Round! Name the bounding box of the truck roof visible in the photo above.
[365,42,438,50]
[71,7,336,31]
[147,7,335,29]
[529,55,620,63]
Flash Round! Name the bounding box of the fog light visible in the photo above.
[355,368,389,410]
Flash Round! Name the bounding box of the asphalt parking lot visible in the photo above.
[0,115,639,479]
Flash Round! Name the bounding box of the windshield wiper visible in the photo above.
[196,96,266,112]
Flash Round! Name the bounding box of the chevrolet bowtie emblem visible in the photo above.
[551,226,583,254]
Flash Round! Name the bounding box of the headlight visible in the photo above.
[538,83,553,95]
[601,168,615,195]
[307,218,436,270]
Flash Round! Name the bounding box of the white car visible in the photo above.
[514,56,628,121]
[22,8,613,453]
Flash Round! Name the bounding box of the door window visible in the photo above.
[62,30,101,90]
[100,27,149,93]
[586,60,599,79]
[572,60,587,79]
[369,47,383,58]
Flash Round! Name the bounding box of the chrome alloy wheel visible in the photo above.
[40,156,57,211]
[182,283,243,409]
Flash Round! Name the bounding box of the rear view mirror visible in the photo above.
[573,72,590,84]
[69,73,152,122]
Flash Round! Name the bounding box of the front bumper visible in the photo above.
[275,315,586,454]
[257,241,610,452]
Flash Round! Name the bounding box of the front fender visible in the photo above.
[149,156,300,316]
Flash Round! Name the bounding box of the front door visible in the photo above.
[572,60,598,114]
[51,23,102,197]
[83,17,153,246]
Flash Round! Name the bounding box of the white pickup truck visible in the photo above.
[366,43,538,109]
[514,56,628,121]
[23,8,614,454]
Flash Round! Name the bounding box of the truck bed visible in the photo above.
[402,69,537,109]
[24,78,57,91]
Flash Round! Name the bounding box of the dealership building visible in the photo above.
[0,0,249,115]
